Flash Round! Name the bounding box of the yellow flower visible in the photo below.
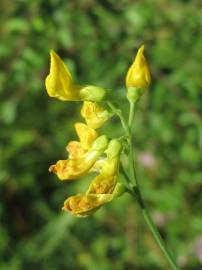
[81,101,111,129]
[45,50,107,102]
[126,45,151,101]
[62,183,124,217]
[63,140,125,217]
[49,135,108,180]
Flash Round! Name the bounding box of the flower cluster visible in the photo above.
[45,46,150,217]
[44,45,181,270]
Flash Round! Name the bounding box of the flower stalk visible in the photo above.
[118,97,179,270]
[126,119,180,270]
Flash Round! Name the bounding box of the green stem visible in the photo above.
[127,101,180,270]
[107,101,130,137]
[128,137,137,186]
[128,101,138,186]
[108,100,179,269]
[120,163,131,185]
[128,101,135,127]
[129,187,180,270]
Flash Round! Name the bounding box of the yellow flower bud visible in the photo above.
[81,101,111,129]
[126,45,151,102]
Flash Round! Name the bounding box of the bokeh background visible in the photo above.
[0,0,202,269]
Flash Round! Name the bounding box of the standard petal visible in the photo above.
[66,141,86,159]
[45,50,81,100]
[74,122,98,149]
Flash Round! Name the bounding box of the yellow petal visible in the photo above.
[74,122,98,149]
[66,141,86,159]
[49,150,100,180]
[126,45,151,90]
[66,123,98,159]
[87,156,119,194]
[81,101,111,129]
[45,50,81,101]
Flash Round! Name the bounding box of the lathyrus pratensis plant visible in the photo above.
[45,46,180,270]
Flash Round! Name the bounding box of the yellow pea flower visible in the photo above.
[45,50,107,102]
[62,183,124,217]
[126,45,151,102]
[45,50,81,101]
[81,101,112,129]
[62,140,125,217]
[49,135,108,180]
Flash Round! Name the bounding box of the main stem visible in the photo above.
[127,101,180,270]
[130,187,180,270]
[108,100,180,269]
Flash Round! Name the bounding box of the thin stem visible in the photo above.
[120,163,131,185]
[128,101,135,127]
[108,99,179,269]
[127,100,180,270]
[128,101,138,186]
[129,137,137,186]
[107,101,130,137]
[128,187,180,270]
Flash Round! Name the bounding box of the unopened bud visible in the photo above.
[126,45,151,102]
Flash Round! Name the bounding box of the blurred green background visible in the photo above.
[0,0,202,269]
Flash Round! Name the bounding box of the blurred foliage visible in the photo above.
[0,0,202,269]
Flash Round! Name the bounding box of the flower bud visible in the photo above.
[126,45,151,102]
